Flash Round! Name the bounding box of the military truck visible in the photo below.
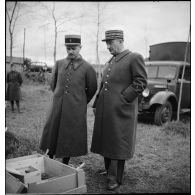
[139,42,191,125]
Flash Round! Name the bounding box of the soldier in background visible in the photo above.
[6,63,23,113]
[40,35,97,165]
[91,30,147,190]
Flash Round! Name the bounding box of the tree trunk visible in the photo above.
[54,22,57,65]
[96,2,101,86]
[10,34,13,65]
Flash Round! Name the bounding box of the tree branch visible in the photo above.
[12,5,20,34]
[56,15,82,27]
[10,2,18,24]
[6,6,11,22]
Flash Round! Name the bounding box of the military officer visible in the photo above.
[6,63,23,113]
[91,30,147,190]
[40,35,97,165]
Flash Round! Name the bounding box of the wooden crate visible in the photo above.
[6,153,87,194]
[6,171,26,193]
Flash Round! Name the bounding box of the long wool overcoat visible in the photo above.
[91,50,147,160]
[40,55,97,158]
[6,70,23,101]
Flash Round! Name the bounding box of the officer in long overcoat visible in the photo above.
[40,35,97,164]
[91,30,147,190]
[6,63,23,113]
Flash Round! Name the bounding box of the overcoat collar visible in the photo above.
[64,55,83,70]
[114,49,131,62]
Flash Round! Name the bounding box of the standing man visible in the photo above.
[40,35,97,165]
[6,63,23,113]
[91,30,147,190]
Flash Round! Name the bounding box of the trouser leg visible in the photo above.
[107,159,118,182]
[62,157,70,165]
[107,159,125,184]
[16,101,20,112]
[117,160,125,184]
[10,101,14,111]
[104,157,111,171]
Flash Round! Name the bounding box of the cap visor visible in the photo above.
[102,38,113,42]
[65,43,81,46]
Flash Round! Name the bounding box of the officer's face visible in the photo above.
[66,45,81,59]
[11,64,16,71]
[106,39,122,56]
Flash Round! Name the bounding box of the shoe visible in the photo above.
[107,180,120,190]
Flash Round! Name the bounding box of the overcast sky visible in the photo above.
[6,1,190,66]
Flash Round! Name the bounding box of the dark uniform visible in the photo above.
[91,30,147,190]
[6,66,23,112]
[40,35,97,164]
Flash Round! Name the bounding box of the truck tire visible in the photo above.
[154,101,173,126]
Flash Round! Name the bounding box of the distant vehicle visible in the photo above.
[139,61,191,125]
[29,62,47,72]
[139,42,191,125]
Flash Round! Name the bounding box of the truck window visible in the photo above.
[158,66,177,79]
[179,66,191,81]
[184,66,191,81]
[145,66,158,78]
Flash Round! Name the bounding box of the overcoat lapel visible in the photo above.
[73,60,83,70]
[63,58,71,70]
[63,55,84,70]
[114,49,131,62]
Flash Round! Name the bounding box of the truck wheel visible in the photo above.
[154,101,173,126]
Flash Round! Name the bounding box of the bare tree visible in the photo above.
[95,2,109,85]
[96,2,100,65]
[6,2,20,64]
[95,2,108,64]
[52,3,57,65]
[6,2,34,64]
[40,2,83,65]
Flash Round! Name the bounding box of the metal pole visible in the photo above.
[177,25,191,121]
[23,28,26,69]
[44,26,47,63]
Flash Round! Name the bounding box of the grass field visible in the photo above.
[5,83,190,194]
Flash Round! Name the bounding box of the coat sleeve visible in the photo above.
[17,72,23,86]
[122,53,147,102]
[92,63,108,108]
[6,72,10,83]
[50,62,58,92]
[85,65,98,104]
[92,81,103,108]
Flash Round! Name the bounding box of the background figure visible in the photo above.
[40,35,97,165]
[91,30,147,190]
[6,63,23,113]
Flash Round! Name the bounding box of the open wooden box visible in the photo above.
[6,153,87,194]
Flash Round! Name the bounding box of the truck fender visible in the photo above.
[149,91,178,106]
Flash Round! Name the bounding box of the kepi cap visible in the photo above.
[102,30,124,41]
[65,35,81,46]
